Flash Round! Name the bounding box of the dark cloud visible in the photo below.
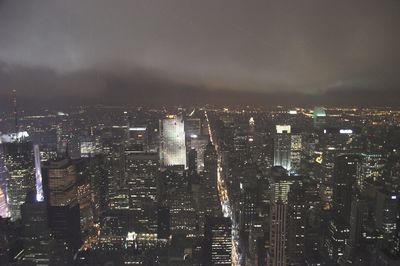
[1,63,399,112]
[0,0,399,100]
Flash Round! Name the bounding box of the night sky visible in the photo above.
[0,0,400,107]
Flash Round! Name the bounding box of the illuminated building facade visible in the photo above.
[128,126,148,147]
[333,154,362,222]
[274,125,292,171]
[42,159,79,207]
[204,216,232,265]
[2,140,35,221]
[0,149,9,218]
[269,166,294,266]
[189,135,209,173]
[124,150,158,234]
[202,142,221,218]
[326,154,362,263]
[287,182,307,265]
[159,115,186,168]
[20,191,52,264]
[162,166,197,237]
[290,133,302,174]
[34,144,44,202]
[313,107,327,128]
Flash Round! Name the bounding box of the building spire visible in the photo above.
[12,89,18,133]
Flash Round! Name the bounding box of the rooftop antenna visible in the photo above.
[12,89,18,133]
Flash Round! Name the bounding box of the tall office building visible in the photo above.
[332,154,362,222]
[202,142,221,218]
[274,125,292,171]
[269,166,294,266]
[1,138,35,220]
[375,190,399,255]
[34,144,44,202]
[313,107,326,128]
[239,185,258,233]
[326,154,362,263]
[20,191,52,265]
[185,117,202,137]
[187,148,197,174]
[161,166,198,237]
[159,115,186,168]
[128,125,148,148]
[290,133,302,174]
[287,182,307,265]
[124,150,158,234]
[0,148,9,218]
[42,159,82,251]
[204,216,232,266]
[189,135,209,173]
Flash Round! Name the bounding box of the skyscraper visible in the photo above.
[290,133,302,174]
[1,138,35,220]
[34,144,44,202]
[0,148,9,218]
[159,115,186,168]
[313,107,327,128]
[202,141,221,218]
[204,216,232,265]
[42,159,82,252]
[274,125,292,171]
[189,135,209,172]
[124,150,158,234]
[20,191,52,265]
[287,182,307,265]
[269,166,294,266]
[332,154,362,222]
[326,154,362,263]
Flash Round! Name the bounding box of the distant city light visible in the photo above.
[129,127,147,131]
[339,129,353,134]
[276,125,291,134]
[0,131,29,143]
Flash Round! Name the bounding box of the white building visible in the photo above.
[159,115,187,168]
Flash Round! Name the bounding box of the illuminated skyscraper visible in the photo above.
[204,216,232,265]
[162,166,197,237]
[202,142,221,217]
[326,154,362,263]
[159,115,186,168]
[189,135,209,172]
[274,125,292,171]
[0,149,9,218]
[269,166,294,266]
[332,154,362,222]
[124,150,158,234]
[313,107,326,128]
[33,144,44,202]
[290,133,302,174]
[2,138,35,221]
[42,159,79,207]
[20,191,51,264]
[128,125,148,147]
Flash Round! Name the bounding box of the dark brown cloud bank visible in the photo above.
[0,0,399,109]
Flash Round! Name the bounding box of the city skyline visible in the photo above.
[1,1,400,266]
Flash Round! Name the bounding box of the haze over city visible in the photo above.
[1,0,400,108]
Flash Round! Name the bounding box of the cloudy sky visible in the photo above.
[0,0,399,106]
